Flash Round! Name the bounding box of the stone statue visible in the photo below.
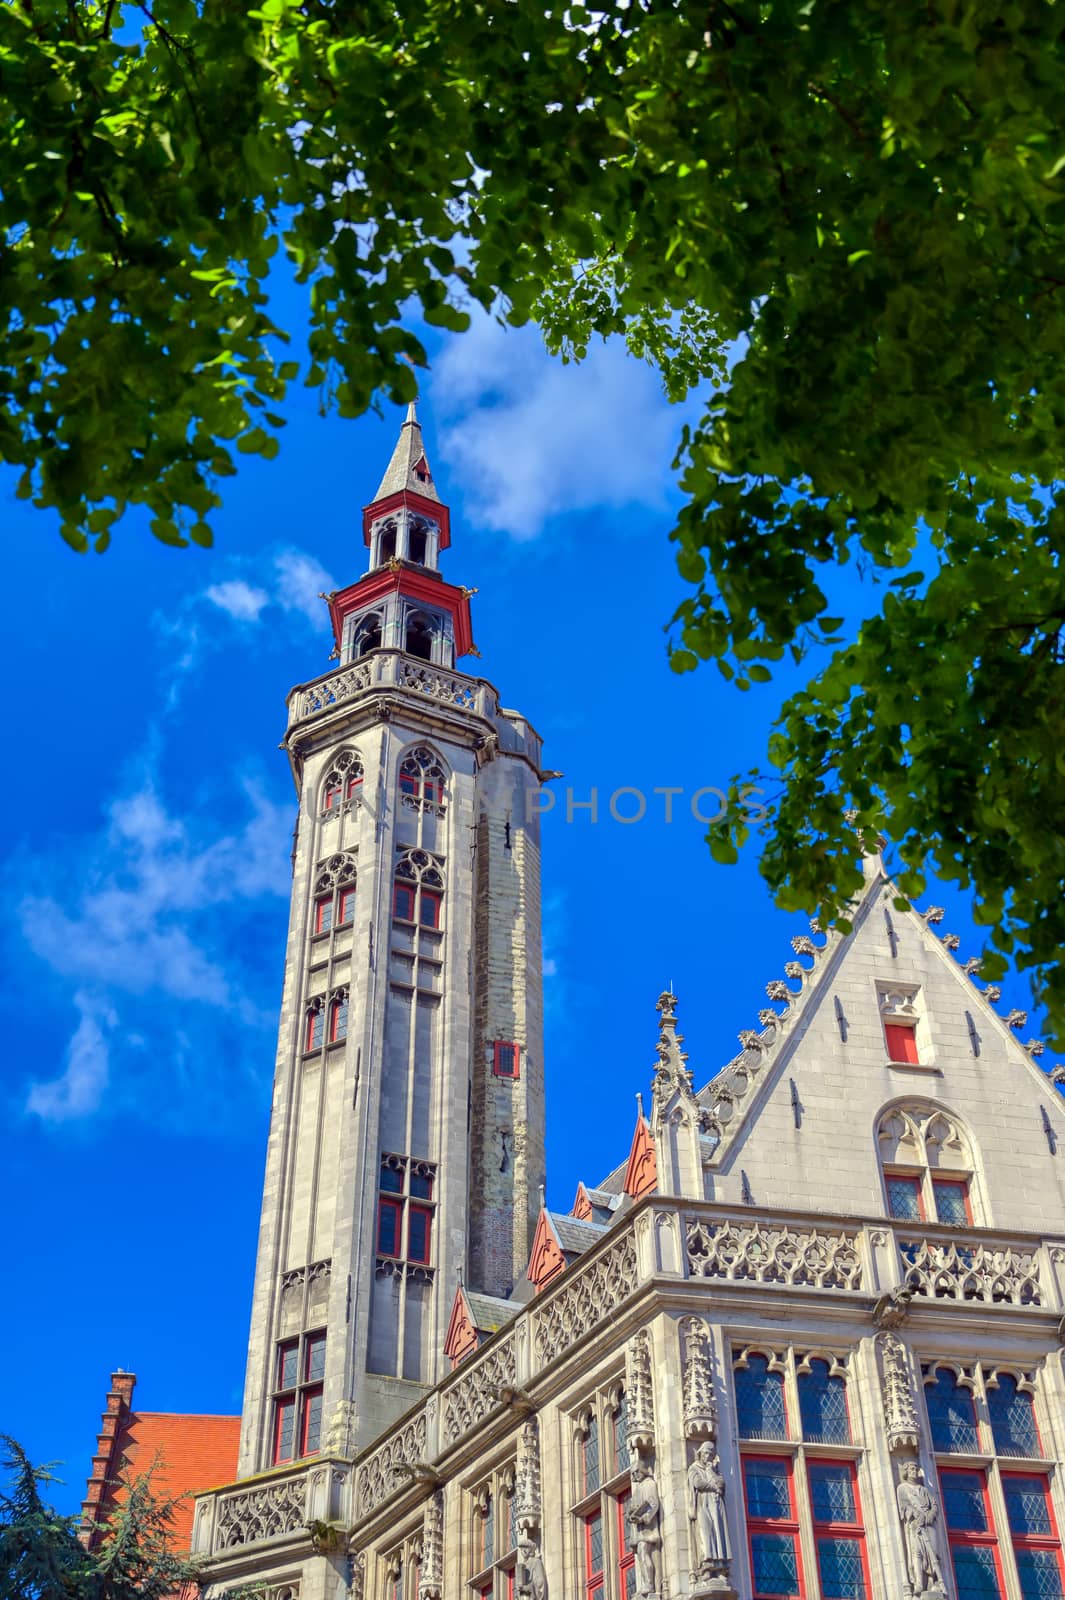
[626,1461,662,1599]
[517,1533,548,1600]
[896,1461,946,1597]
[688,1443,730,1568]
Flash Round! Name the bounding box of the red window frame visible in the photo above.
[743,1455,806,1600]
[407,1203,432,1264]
[323,781,342,811]
[419,888,442,929]
[305,1332,326,1383]
[493,1041,520,1080]
[337,886,355,926]
[346,773,363,799]
[615,1492,635,1596]
[885,1022,920,1063]
[314,894,333,935]
[885,1170,925,1221]
[330,994,348,1042]
[932,1176,973,1226]
[306,1006,323,1051]
[277,1339,298,1389]
[273,1394,296,1464]
[940,1468,1007,1600]
[423,778,442,805]
[1003,1472,1065,1600]
[583,1507,604,1597]
[300,1386,323,1455]
[393,881,416,921]
[807,1459,871,1600]
[377,1196,402,1257]
[399,771,419,796]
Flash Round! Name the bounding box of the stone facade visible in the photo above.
[191,417,1065,1600]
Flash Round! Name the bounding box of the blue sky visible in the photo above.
[0,295,1043,1512]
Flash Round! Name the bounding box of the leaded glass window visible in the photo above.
[799,1360,850,1445]
[925,1368,979,1453]
[736,1355,788,1441]
[989,1377,1040,1459]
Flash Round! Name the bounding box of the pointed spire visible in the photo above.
[371,400,441,504]
[652,988,695,1105]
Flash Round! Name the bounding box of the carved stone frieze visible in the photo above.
[300,663,373,717]
[686,1217,863,1290]
[877,1332,920,1454]
[417,1491,444,1600]
[625,1329,656,1455]
[515,1418,542,1534]
[442,1335,518,1445]
[531,1230,639,1366]
[215,1474,307,1549]
[399,661,477,709]
[355,1414,428,1518]
[680,1316,718,1441]
[901,1238,1041,1306]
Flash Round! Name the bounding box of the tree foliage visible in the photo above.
[0,1435,200,1600]
[5,2,1065,1023]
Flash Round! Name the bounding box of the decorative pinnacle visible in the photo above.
[653,989,694,1099]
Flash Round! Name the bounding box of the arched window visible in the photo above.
[352,612,383,659]
[797,1357,850,1445]
[987,1373,1040,1458]
[393,849,444,930]
[378,519,397,564]
[734,1351,788,1441]
[305,997,325,1052]
[877,1103,977,1226]
[404,609,435,661]
[312,853,356,936]
[924,1366,979,1453]
[408,517,430,566]
[399,746,447,812]
[320,750,364,815]
[329,989,349,1044]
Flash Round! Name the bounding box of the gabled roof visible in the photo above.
[443,1284,519,1365]
[526,1208,608,1292]
[371,402,441,504]
[571,1181,625,1224]
[81,1371,239,1553]
[622,1107,657,1200]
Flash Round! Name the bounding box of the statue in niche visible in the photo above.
[688,1442,730,1568]
[626,1460,663,1599]
[517,1532,548,1600]
[896,1461,947,1597]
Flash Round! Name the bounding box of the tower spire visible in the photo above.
[372,400,441,504]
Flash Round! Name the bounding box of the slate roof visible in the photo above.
[466,1291,520,1335]
[371,402,441,504]
[549,1212,609,1255]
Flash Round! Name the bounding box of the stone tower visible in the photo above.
[235,407,547,1473]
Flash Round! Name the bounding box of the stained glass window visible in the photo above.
[737,1356,788,1441]
[751,1534,801,1597]
[886,1173,922,1220]
[952,1544,1004,1600]
[809,1463,858,1525]
[926,1368,979,1453]
[989,1377,1040,1459]
[744,1458,793,1521]
[799,1360,850,1444]
[933,1177,970,1226]
[1005,1477,1054,1538]
[817,1538,867,1600]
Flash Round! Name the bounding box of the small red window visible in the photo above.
[330,995,348,1042]
[300,1388,323,1455]
[306,1007,324,1051]
[932,1177,972,1226]
[408,1204,432,1264]
[314,895,332,935]
[323,782,342,811]
[277,1340,298,1389]
[410,1168,433,1200]
[337,886,355,926]
[399,772,419,796]
[274,1395,296,1463]
[305,1332,326,1382]
[423,779,442,805]
[493,1041,520,1079]
[377,1197,402,1257]
[346,774,362,799]
[393,882,416,921]
[885,1023,920,1064]
[420,888,442,929]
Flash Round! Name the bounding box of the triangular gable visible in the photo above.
[695,861,1065,1172]
[526,1209,567,1292]
[571,1182,593,1220]
[623,1112,657,1200]
[443,1284,480,1368]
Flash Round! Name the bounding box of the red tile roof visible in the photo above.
[82,1372,240,1554]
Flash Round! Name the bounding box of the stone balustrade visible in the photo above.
[286,650,498,733]
[193,1198,1064,1557]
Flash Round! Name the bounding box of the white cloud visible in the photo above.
[273,548,336,630]
[26,993,115,1122]
[205,580,270,623]
[19,773,293,1125]
[430,316,699,538]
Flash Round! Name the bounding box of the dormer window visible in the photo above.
[877,984,927,1066]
